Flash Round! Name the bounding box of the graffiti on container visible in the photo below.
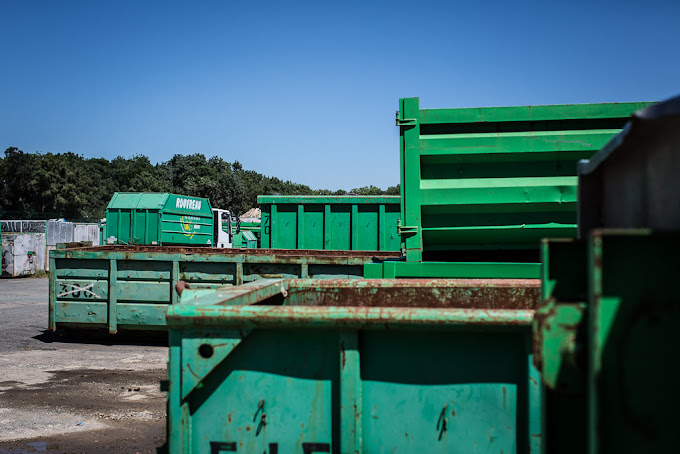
[58,282,100,299]
[209,441,330,453]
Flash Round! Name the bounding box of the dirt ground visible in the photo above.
[0,278,168,453]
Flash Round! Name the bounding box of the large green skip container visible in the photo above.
[48,246,400,334]
[106,192,214,246]
[259,195,401,251]
[397,98,653,262]
[166,278,542,453]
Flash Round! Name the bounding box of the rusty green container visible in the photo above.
[259,195,400,251]
[105,192,214,246]
[48,245,399,334]
[165,278,542,453]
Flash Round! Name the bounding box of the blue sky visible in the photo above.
[1,0,679,190]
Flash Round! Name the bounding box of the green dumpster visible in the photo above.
[397,98,653,262]
[165,278,542,453]
[259,195,400,251]
[533,96,680,453]
[105,192,214,246]
[49,245,400,334]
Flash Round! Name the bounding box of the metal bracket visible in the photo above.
[397,219,418,234]
[395,111,417,127]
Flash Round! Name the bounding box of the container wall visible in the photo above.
[160,212,213,246]
[1,233,46,276]
[259,196,400,251]
[534,232,680,454]
[398,98,653,262]
[166,280,541,453]
[49,247,399,333]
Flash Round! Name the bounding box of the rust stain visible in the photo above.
[340,341,347,368]
[502,387,507,410]
[283,278,540,310]
[57,244,400,259]
[186,363,200,380]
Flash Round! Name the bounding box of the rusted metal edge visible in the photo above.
[166,306,534,329]
[49,246,401,262]
[51,245,401,257]
[178,279,288,306]
[290,278,541,289]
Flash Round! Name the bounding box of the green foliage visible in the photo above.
[0,147,398,220]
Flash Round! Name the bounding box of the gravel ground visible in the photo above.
[0,277,168,453]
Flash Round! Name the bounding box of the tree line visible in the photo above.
[0,147,399,221]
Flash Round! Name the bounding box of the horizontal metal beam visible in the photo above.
[418,102,653,125]
[167,305,534,329]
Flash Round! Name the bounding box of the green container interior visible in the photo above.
[166,278,542,453]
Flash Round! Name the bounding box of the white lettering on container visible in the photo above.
[176,198,202,210]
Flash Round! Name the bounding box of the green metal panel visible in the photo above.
[533,238,588,454]
[232,230,258,248]
[166,278,542,453]
[534,232,680,454]
[398,98,654,262]
[105,192,214,246]
[259,195,400,251]
[364,261,541,279]
[49,245,400,333]
[587,232,680,454]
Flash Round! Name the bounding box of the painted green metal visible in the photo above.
[98,221,106,246]
[533,238,588,454]
[398,98,653,262]
[535,231,680,454]
[166,278,542,453]
[226,220,261,249]
[106,192,214,246]
[364,261,541,279]
[259,195,401,251]
[48,245,400,334]
[534,98,680,453]
[233,230,258,248]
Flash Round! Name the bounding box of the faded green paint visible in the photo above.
[166,278,542,453]
[259,195,401,251]
[105,192,214,247]
[398,98,654,261]
[48,246,400,333]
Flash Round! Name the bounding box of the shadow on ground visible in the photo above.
[33,329,168,347]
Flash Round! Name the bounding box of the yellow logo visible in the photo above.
[180,216,195,239]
